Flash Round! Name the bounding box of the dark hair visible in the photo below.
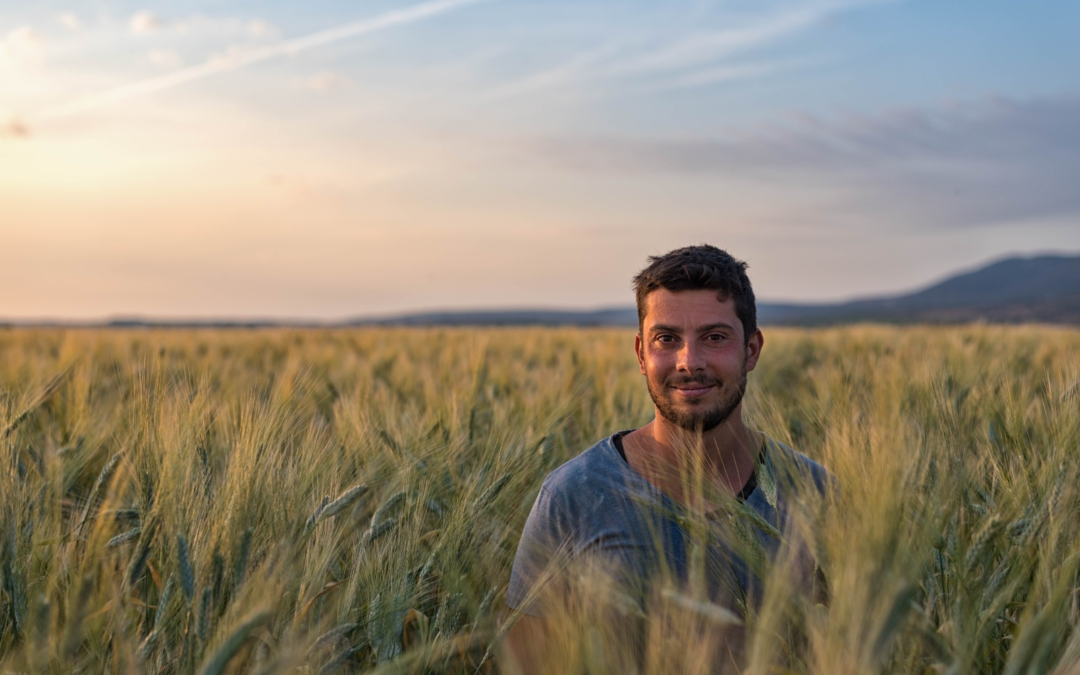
[632,244,757,343]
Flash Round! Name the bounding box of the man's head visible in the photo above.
[632,244,757,344]
[632,246,762,433]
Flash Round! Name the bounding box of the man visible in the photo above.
[503,245,831,672]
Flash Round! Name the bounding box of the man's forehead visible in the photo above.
[642,288,738,328]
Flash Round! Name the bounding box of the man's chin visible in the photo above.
[648,380,745,433]
[658,406,727,433]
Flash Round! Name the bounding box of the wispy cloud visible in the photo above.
[247,19,279,39]
[129,11,165,36]
[673,60,791,87]
[484,42,626,99]
[35,0,493,123]
[207,45,247,68]
[298,71,353,93]
[1,26,45,65]
[490,0,891,97]
[627,57,819,94]
[1,114,30,137]
[525,94,1080,228]
[58,13,82,32]
[148,49,183,69]
[603,1,849,77]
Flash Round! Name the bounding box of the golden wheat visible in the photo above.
[0,325,1076,674]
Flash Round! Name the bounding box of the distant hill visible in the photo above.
[351,254,1080,327]
[758,254,1080,325]
[4,254,1077,328]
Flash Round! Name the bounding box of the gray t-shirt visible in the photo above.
[506,431,831,617]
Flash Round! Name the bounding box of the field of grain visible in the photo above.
[1,325,1078,674]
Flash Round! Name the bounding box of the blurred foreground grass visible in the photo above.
[0,325,1078,674]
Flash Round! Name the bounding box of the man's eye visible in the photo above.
[656,335,676,344]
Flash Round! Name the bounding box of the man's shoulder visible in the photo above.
[507,432,642,615]
[541,431,632,496]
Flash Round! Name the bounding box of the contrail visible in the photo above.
[37,0,491,122]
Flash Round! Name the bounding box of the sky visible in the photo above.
[1,0,1078,320]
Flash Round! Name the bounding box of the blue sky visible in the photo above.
[1,0,1078,319]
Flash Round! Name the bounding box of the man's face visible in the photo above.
[635,289,763,432]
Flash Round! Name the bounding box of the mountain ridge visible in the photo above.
[4,253,1078,327]
[348,253,1080,327]
[757,254,1080,325]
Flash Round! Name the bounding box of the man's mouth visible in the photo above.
[671,383,715,398]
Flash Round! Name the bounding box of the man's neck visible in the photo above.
[622,410,762,511]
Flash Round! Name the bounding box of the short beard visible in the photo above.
[647,368,748,433]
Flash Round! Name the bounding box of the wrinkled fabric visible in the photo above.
[506,431,830,617]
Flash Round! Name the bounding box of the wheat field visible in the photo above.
[0,325,1078,674]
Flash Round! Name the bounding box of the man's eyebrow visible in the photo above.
[648,324,684,334]
[648,322,737,334]
[697,322,737,334]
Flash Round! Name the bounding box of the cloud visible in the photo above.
[605,5,824,77]
[300,72,353,92]
[37,0,493,123]
[248,19,279,38]
[491,0,889,97]
[485,42,625,99]
[208,45,246,68]
[171,17,196,35]
[168,14,274,37]
[1,27,45,65]
[58,13,82,32]
[148,50,184,69]
[614,57,818,96]
[668,58,808,88]
[0,112,30,138]
[130,11,165,35]
[526,94,1080,229]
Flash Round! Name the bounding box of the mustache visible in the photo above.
[667,377,719,388]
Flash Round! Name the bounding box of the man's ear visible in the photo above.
[634,333,647,375]
[745,329,764,373]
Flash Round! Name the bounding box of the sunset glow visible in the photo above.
[2,0,1078,320]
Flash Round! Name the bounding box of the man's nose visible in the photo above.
[677,341,706,373]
